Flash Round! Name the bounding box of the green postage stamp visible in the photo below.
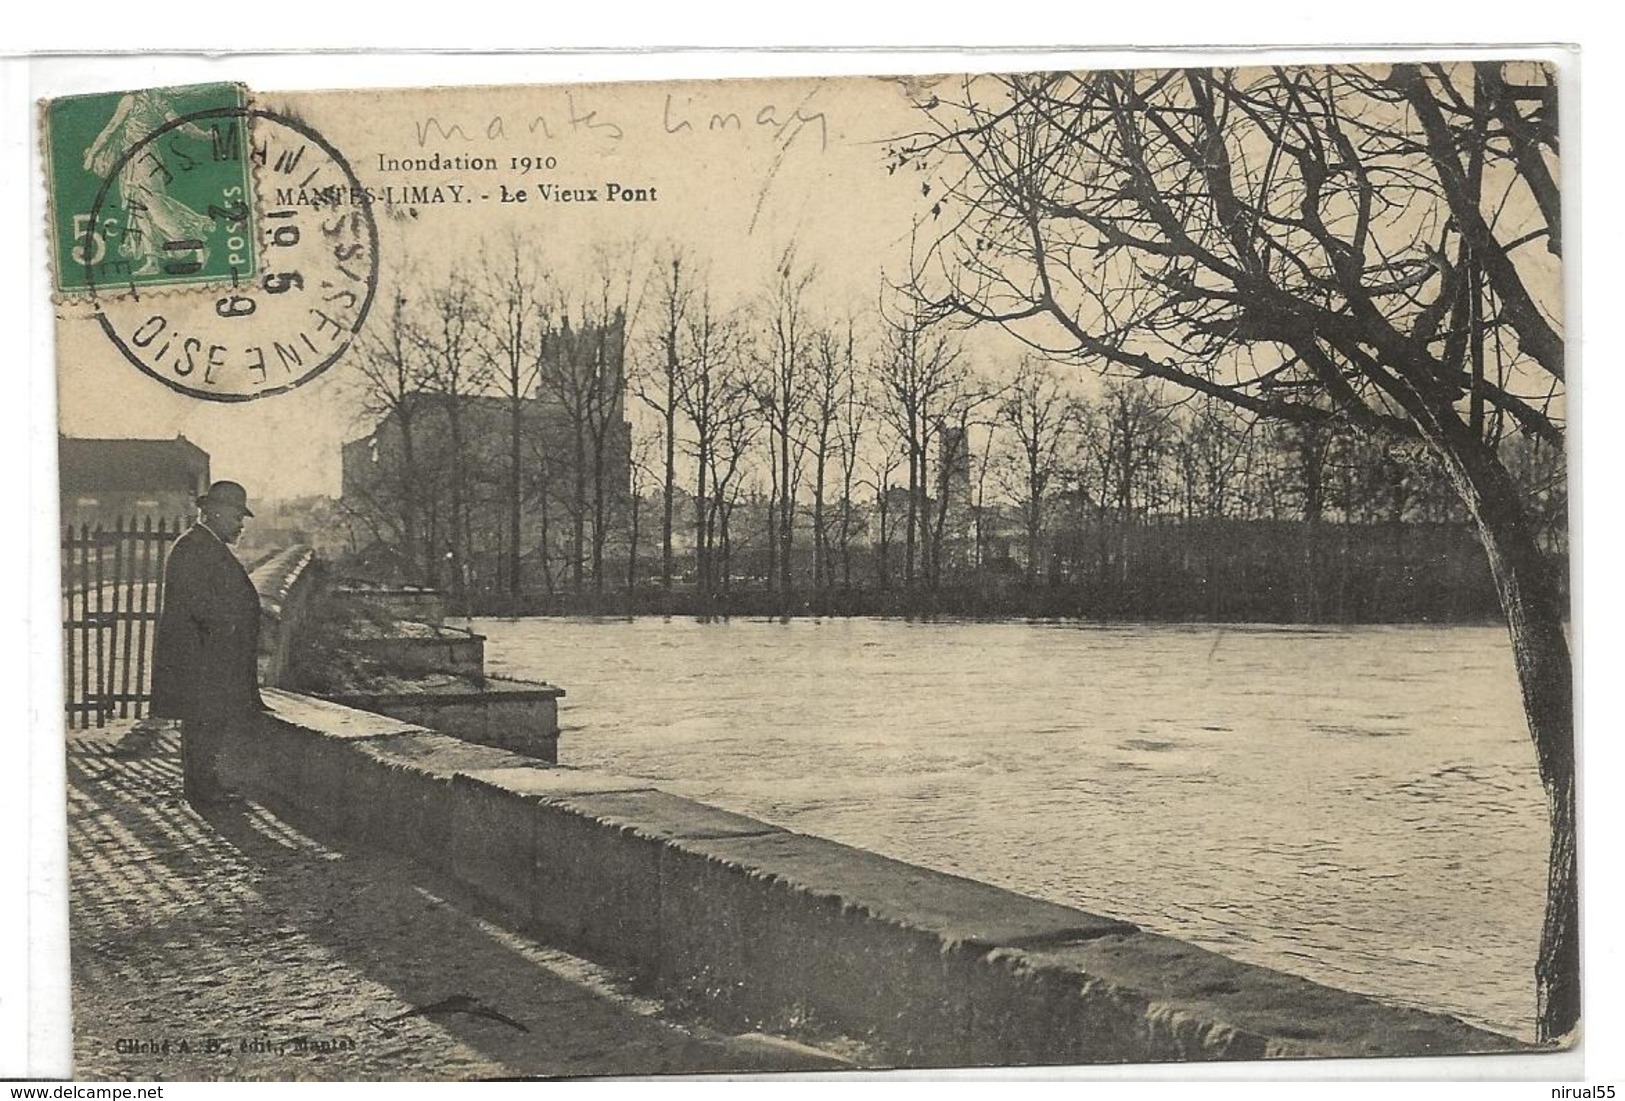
[44,80,376,401]
[46,82,257,293]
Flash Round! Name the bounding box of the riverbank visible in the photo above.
[455,586,1516,624]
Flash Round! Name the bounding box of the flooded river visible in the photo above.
[474,616,1548,1041]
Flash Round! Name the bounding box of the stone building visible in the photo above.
[59,435,210,529]
[340,313,633,595]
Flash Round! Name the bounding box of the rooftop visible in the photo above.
[59,435,210,493]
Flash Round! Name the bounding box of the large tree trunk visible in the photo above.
[1436,425,1577,1043]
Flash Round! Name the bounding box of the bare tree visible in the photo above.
[902,62,1575,1038]
[408,270,491,605]
[857,423,905,591]
[476,234,550,599]
[1171,396,1265,616]
[1270,417,1338,621]
[709,368,761,597]
[523,427,560,598]
[874,293,967,587]
[1174,396,1259,523]
[539,307,593,593]
[349,288,433,581]
[832,331,872,589]
[672,288,748,599]
[626,429,660,593]
[924,377,997,587]
[583,244,643,593]
[807,319,858,590]
[995,355,1070,584]
[543,242,641,594]
[636,245,695,595]
[968,417,1000,581]
[754,246,817,596]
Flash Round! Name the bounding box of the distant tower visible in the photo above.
[937,426,974,570]
[938,426,972,516]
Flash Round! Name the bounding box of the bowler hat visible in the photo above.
[198,480,254,517]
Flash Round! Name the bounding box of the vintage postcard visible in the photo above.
[44,59,1574,1079]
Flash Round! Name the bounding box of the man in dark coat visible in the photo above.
[149,480,264,806]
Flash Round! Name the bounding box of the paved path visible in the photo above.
[67,723,849,1081]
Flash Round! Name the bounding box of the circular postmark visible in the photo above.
[84,105,379,402]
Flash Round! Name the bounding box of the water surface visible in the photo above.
[475,616,1547,1041]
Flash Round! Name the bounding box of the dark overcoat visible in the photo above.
[149,524,265,722]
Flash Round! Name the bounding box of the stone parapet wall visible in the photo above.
[220,689,1529,1069]
[334,585,446,626]
[250,545,317,686]
[325,680,565,763]
[342,632,485,676]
